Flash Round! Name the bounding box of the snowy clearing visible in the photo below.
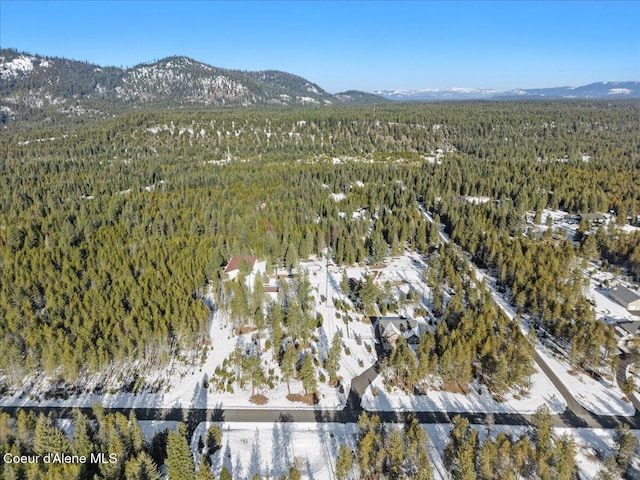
[537,346,635,416]
[361,360,567,414]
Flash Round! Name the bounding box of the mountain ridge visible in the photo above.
[376,81,640,101]
[1,48,638,129]
[0,48,389,127]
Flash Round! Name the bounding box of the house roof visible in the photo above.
[375,317,418,333]
[224,255,257,273]
[580,212,606,222]
[610,285,640,304]
[620,321,640,335]
[382,322,401,338]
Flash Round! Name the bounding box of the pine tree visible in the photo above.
[220,465,233,480]
[206,425,222,453]
[166,425,196,480]
[34,413,71,456]
[299,354,317,396]
[196,455,216,480]
[325,334,342,384]
[614,423,639,472]
[531,404,553,471]
[386,428,404,478]
[281,345,298,394]
[444,415,478,480]
[335,444,354,480]
[123,451,161,480]
[129,410,146,454]
[551,434,576,480]
[72,409,95,458]
[288,465,302,480]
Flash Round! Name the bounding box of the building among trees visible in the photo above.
[374,317,420,352]
[609,285,640,314]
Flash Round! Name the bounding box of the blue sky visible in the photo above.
[1,1,638,92]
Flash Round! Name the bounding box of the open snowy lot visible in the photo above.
[191,421,359,480]
[1,248,633,419]
[537,345,635,416]
[186,421,639,480]
[362,361,567,414]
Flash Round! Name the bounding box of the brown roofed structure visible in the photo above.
[224,255,257,274]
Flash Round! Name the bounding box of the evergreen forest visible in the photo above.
[1,100,638,389]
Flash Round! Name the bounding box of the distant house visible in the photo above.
[609,285,640,314]
[224,255,257,276]
[373,317,420,352]
[579,212,607,225]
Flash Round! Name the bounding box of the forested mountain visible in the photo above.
[0,48,387,129]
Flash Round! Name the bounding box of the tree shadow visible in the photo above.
[271,415,294,477]
[247,427,262,479]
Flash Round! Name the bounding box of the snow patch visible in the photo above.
[608,88,632,95]
[0,55,35,80]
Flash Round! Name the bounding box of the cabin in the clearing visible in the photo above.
[579,212,607,225]
[609,285,640,314]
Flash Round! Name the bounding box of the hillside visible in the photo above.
[0,48,387,128]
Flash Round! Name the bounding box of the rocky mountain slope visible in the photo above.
[0,49,386,127]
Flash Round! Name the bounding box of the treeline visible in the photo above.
[444,407,577,480]
[0,407,163,480]
[444,407,639,480]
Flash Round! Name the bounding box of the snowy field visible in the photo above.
[362,361,567,414]
[537,345,635,416]
[191,421,359,480]
[2,245,635,419]
[556,427,640,480]
[185,421,639,480]
[192,421,449,480]
[0,256,378,411]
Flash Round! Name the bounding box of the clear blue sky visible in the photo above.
[1,1,638,93]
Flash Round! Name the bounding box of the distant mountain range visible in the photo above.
[375,82,640,101]
[1,48,638,128]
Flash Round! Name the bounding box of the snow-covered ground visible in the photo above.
[537,345,635,416]
[585,268,639,324]
[191,421,359,480]
[362,361,567,414]
[186,421,638,480]
[2,241,633,418]
[0,308,350,410]
[473,263,633,416]
[191,421,453,480]
[556,427,640,480]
